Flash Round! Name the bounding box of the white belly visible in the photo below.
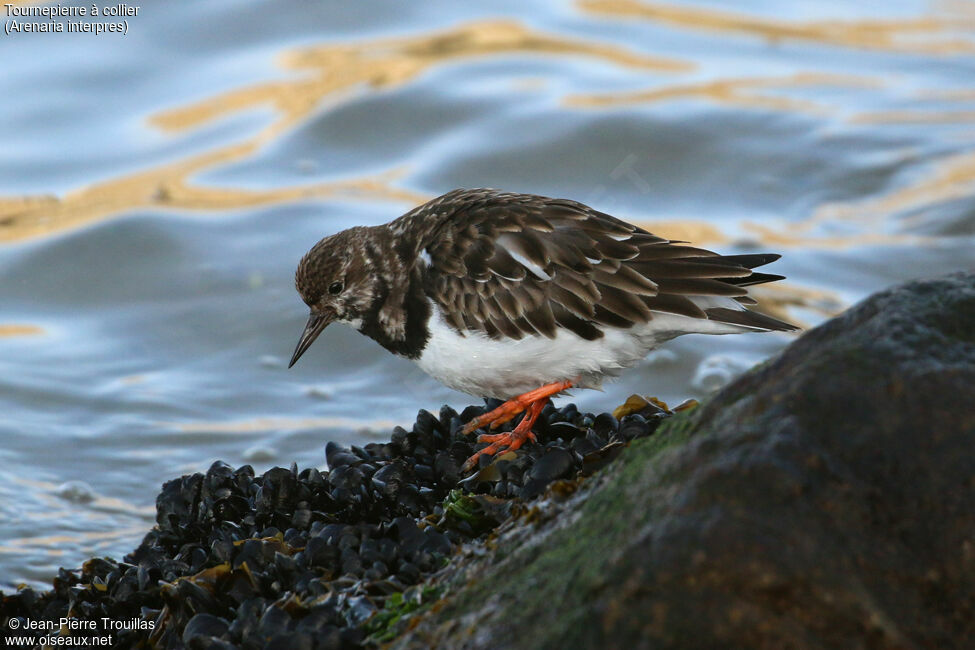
[415,301,748,399]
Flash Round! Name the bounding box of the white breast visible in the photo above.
[415,300,750,399]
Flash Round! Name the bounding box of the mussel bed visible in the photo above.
[2,397,674,649]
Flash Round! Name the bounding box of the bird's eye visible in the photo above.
[328,281,344,295]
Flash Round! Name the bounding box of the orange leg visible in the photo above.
[460,380,574,473]
[461,399,547,473]
[461,380,574,435]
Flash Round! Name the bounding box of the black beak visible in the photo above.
[289,312,333,368]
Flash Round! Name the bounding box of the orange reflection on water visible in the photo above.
[0,323,44,337]
[634,219,728,245]
[568,72,875,114]
[154,20,687,137]
[852,110,975,125]
[0,20,687,244]
[748,282,845,329]
[0,163,425,245]
[578,0,975,55]
[0,525,152,559]
[0,476,153,559]
[809,149,975,230]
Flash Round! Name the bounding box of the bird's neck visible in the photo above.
[355,228,430,359]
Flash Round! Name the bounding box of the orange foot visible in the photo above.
[461,380,574,472]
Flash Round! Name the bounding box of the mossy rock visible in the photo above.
[395,271,975,650]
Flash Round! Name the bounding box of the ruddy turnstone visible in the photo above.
[289,189,798,471]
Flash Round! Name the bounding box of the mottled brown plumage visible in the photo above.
[384,189,796,344]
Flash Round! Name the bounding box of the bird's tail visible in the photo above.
[704,253,798,332]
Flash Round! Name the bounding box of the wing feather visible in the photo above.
[404,189,794,340]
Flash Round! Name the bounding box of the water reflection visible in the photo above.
[0,323,43,337]
[579,0,975,54]
[0,20,688,244]
[581,72,869,115]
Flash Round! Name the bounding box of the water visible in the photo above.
[1,0,973,590]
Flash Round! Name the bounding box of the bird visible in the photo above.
[288,188,798,471]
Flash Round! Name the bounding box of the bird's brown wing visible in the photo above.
[405,188,795,340]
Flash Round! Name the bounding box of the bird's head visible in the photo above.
[289,227,377,367]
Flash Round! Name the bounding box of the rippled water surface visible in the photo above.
[2,0,974,588]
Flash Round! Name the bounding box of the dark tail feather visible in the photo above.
[701,253,798,331]
[723,272,786,287]
[692,253,786,286]
[705,307,799,332]
[704,253,781,269]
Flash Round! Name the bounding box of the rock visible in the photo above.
[395,271,975,649]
